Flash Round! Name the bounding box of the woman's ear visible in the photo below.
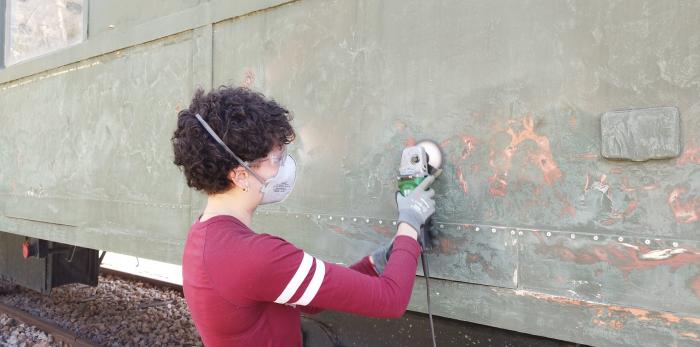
[229,167,249,189]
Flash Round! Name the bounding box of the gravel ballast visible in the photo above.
[0,274,203,346]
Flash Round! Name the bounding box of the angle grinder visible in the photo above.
[397,140,443,347]
[398,140,444,248]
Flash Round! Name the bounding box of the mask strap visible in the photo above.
[194,114,267,184]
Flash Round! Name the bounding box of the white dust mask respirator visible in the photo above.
[195,114,296,205]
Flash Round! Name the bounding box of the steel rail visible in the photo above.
[0,301,97,347]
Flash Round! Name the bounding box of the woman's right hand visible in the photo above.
[396,173,438,237]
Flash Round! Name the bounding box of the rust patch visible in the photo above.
[487,116,562,196]
[488,172,508,197]
[691,275,700,298]
[455,167,468,194]
[667,186,699,224]
[680,332,699,341]
[460,135,477,160]
[404,136,416,147]
[372,225,393,236]
[534,235,700,277]
[513,289,700,327]
[678,143,700,165]
[592,318,624,330]
[576,152,599,160]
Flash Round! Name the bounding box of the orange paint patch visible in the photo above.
[668,187,699,224]
[678,144,700,165]
[488,173,508,197]
[487,116,563,196]
[592,318,624,330]
[576,153,599,160]
[460,135,477,160]
[691,275,700,298]
[505,117,561,182]
[455,167,468,194]
[372,226,393,236]
[534,235,700,277]
[659,312,681,323]
[332,226,348,235]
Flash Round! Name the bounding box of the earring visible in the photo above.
[243,184,250,192]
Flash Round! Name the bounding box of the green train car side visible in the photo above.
[1,1,699,346]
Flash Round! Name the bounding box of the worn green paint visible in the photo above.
[1,1,699,346]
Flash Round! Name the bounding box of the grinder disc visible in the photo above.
[416,140,443,171]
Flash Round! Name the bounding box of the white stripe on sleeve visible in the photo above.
[292,257,326,306]
[274,252,313,304]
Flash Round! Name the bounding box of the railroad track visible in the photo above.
[0,299,96,347]
[0,268,202,347]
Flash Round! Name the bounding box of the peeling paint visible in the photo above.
[487,116,563,197]
[639,248,689,260]
[677,143,700,166]
[513,289,700,326]
[668,186,699,224]
[534,235,700,277]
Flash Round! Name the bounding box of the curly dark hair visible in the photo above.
[171,86,295,195]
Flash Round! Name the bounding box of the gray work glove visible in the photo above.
[370,243,393,275]
[396,174,437,237]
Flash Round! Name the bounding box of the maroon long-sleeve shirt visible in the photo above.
[182,215,420,346]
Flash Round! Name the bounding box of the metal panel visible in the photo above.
[0,0,698,346]
[601,107,681,161]
[518,229,700,315]
[0,232,46,291]
[0,31,195,263]
[211,0,700,345]
[88,0,203,37]
[0,0,5,68]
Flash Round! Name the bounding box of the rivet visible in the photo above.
[518,231,523,236]
[295,215,299,218]
[618,237,624,242]
[644,239,650,245]
[672,242,679,247]
[492,228,497,233]
[379,220,383,224]
[570,234,576,239]
[340,217,345,221]
[510,230,516,235]
[440,224,444,229]
[475,227,480,231]
[546,232,552,237]
[457,226,461,230]
[317,215,321,219]
[366,219,370,223]
[353,218,357,222]
[392,221,397,226]
[329,216,333,220]
[593,235,599,241]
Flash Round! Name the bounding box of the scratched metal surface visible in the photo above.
[0,32,194,262]
[0,0,698,346]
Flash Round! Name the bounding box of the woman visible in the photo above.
[171,86,437,346]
